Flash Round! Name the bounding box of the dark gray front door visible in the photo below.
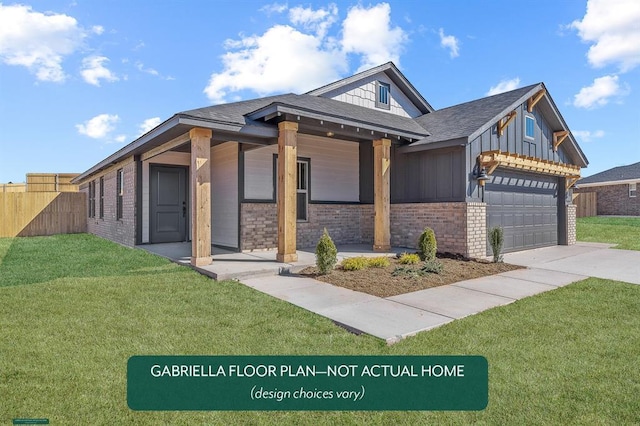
[486,170,558,254]
[150,165,187,243]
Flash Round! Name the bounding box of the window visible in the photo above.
[525,116,535,139]
[116,169,124,220]
[296,160,309,221]
[88,180,96,218]
[376,81,390,110]
[630,183,637,198]
[99,177,104,219]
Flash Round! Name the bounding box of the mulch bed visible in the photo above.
[298,254,523,298]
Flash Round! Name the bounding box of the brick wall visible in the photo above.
[240,203,372,251]
[567,204,576,245]
[81,160,137,247]
[575,184,639,216]
[390,202,486,258]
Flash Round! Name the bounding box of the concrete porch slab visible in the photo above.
[388,285,514,319]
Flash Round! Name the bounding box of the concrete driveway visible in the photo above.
[503,242,640,285]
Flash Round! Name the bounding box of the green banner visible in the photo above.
[127,355,487,411]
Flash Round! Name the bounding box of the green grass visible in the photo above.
[2,234,639,424]
[577,216,640,251]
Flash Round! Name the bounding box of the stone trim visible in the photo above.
[567,204,576,245]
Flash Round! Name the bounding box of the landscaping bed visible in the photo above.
[299,254,523,298]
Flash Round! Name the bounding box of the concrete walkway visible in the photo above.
[242,242,640,344]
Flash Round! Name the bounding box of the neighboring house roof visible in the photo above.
[306,62,434,114]
[577,162,640,187]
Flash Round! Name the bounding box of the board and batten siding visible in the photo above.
[211,142,239,248]
[141,151,190,243]
[319,73,422,118]
[466,102,572,199]
[389,146,466,202]
[243,135,360,202]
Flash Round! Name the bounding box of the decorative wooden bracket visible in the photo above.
[553,131,569,152]
[497,111,517,136]
[527,89,546,112]
[478,150,581,189]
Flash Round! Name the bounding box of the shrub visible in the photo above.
[315,228,337,274]
[421,259,444,274]
[488,226,504,263]
[367,256,391,268]
[341,257,368,271]
[417,227,437,261]
[398,253,420,265]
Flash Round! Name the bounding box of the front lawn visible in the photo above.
[577,216,640,250]
[1,234,639,424]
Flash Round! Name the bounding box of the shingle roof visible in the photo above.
[181,93,429,137]
[410,84,540,145]
[579,162,640,184]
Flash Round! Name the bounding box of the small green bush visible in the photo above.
[421,259,444,274]
[367,256,390,268]
[341,257,368,271]
[398,253,420,265]
[488,226,504,263]
[418,227,437,261]
[315,228,337,274]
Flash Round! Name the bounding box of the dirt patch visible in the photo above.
[298,254,523,298]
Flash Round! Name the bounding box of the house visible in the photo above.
[72,62,588,266]
[574,162,640,216]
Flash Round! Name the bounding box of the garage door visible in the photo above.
[486,170,558,254]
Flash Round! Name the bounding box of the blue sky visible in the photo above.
[1,0,639,183]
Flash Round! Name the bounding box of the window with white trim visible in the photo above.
[630,182,637,198]
[525,115,535,139]
[376,81,390,110]
[99,177,104,219]
[297,160,309,221]
[88,180,96,218]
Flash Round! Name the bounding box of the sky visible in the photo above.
[0,0,639,183]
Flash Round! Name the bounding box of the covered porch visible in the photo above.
[137,242,404,281]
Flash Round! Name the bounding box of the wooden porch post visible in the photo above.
[373,138,391,252]
[190,127,212,266]
[276,121,298,263]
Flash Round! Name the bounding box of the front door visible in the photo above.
[150,165,187,243]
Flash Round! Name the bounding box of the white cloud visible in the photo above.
[81,56,118,86]
[204,2,409,103]
[260,3,288,15]
[76,114,119,139]
[114,134,127,143]
[341,3,408,71]
[572,130,605,143]
[91,25,104,35]
[204,24,345,104]
[438,28,459,58]
[571,0,640,72]
[486,78,521,96]
[289,4,338,37]
[573,75,627,108]
[138,117,161,136]
[0,4,86,82]
[135,61,174,80]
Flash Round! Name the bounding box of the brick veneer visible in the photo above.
[240,201,487,258]
[575,184,639,216]
[390,202,486,258]
[567,204,576,245]
[81,159,136,247]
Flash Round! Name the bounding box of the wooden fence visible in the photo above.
[26,173,79,192]
[0,183,27,192]
[0,192,87,238]
[573,192,597,218]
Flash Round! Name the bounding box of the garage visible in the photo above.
[485,169,559,253]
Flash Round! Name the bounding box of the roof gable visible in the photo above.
[306,62,433,116]
[579,162,640,185]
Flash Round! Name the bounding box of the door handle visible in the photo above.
[182,201,187,218]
